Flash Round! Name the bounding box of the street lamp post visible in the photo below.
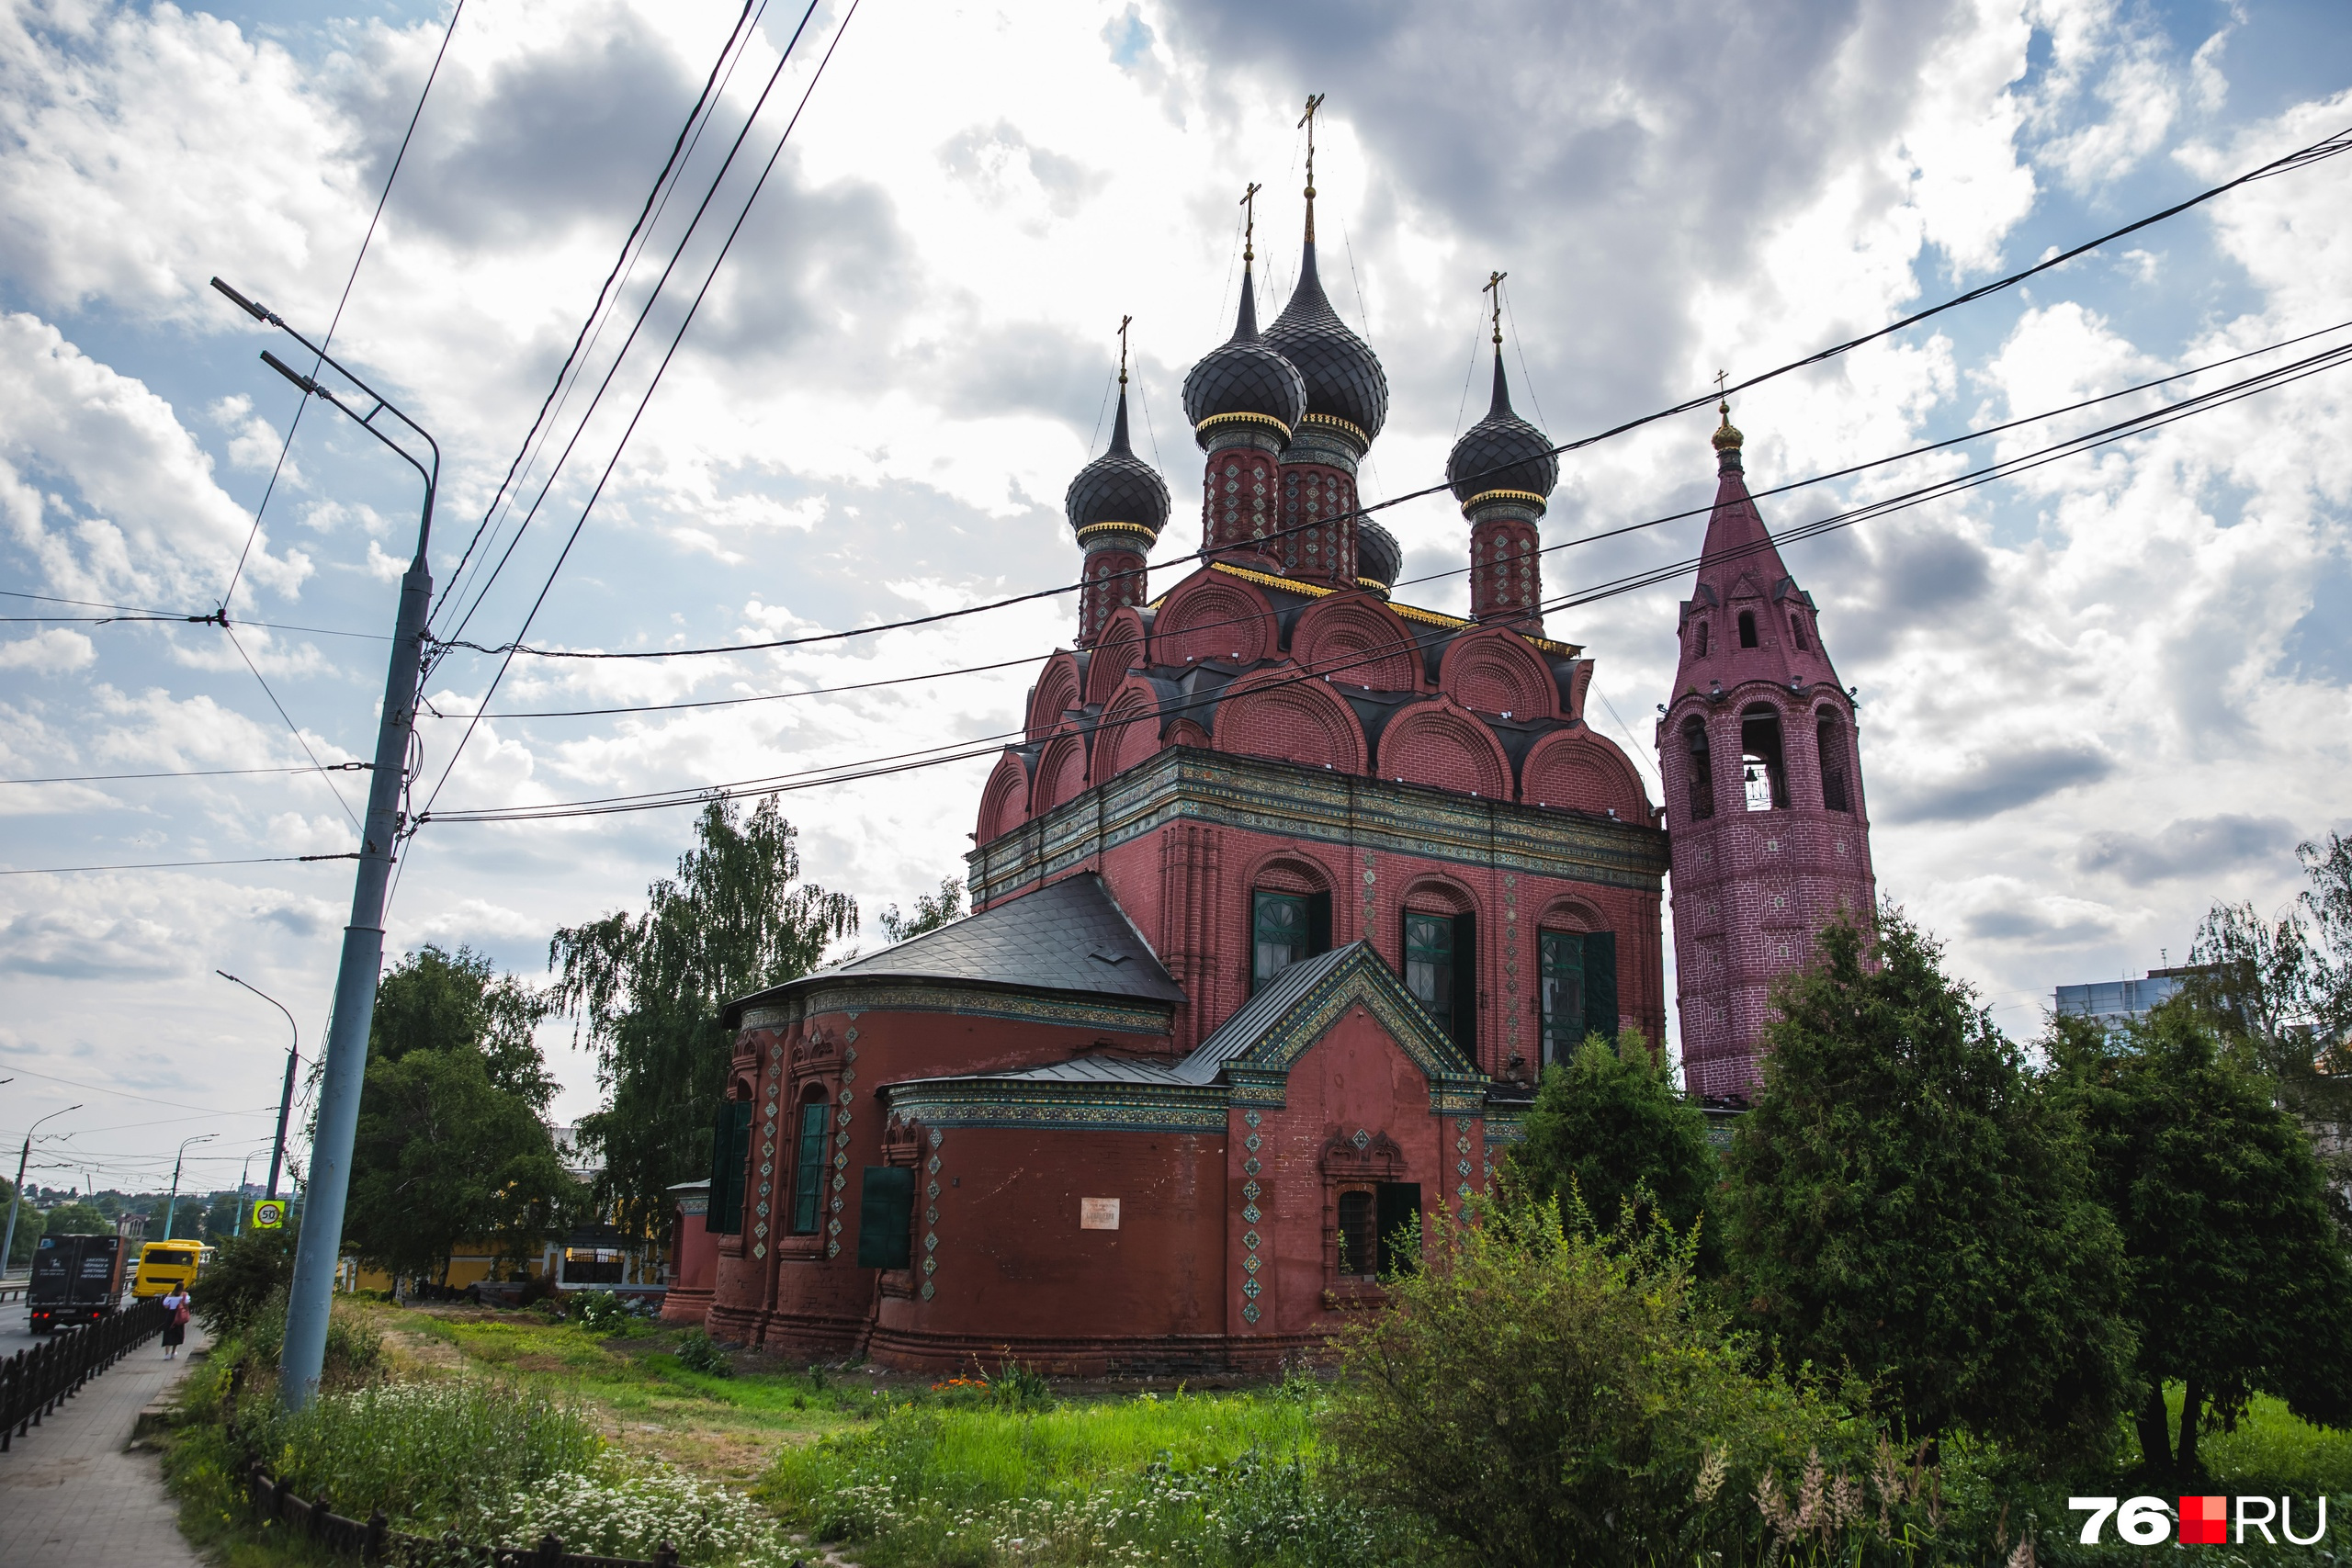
[3,1103,82,1278]
[163,1134,218,1241]
[233,1150,258,1236]
[217,970,300,1200]
[210,276,437,1410]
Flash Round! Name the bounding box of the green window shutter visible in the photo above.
[707,1103,736,1235]
[725,1101,753,1235]
[1374,1181,1422,1277]
[1451,910,1477,1054]
[855,1167,914,1269]
[791,1100,829,1235]
[1582,930,1619,1043]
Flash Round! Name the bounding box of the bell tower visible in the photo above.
[1656,398,1877,1099]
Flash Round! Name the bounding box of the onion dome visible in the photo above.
[1712,398,1745,469]
[1181,260,1306,446]
[1355,518,1402,596]
[1447,349,1558,510]
[1262,231,1388,446]
[1066,380,1170,544]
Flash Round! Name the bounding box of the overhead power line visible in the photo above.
[412,318,2352,724]
[218,0,467,618]
[425,118,2352,668]
[0,853,359,877]
[0,763,369,785]
[417,334,2349,825]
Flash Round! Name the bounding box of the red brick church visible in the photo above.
[689,173,1875,1369]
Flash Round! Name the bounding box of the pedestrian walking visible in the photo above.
[160,1285,191,1358]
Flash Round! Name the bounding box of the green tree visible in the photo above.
[877,876,964,943]
[345,943,571,1283]
[1724,908,2135,1461]
[1512,1032,1722,1272]
[196,1220,298,1336]
[371,942,555,1108]
[42,1201,109,1235]
[550,795,855,1242]
[2047,999,2352,1478]
[345,1046,576,1285]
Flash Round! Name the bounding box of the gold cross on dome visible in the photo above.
[1484,270,1508,346]
[1118,315,1133,385]
[1714,367,1729,415]
[1239,182,1261,262]
[1298,93,1327,195]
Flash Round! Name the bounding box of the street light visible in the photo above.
[217,970,301,1200]
[233,1149,258,1236]
[163,1134,218,1241]
[3,1103,82,1278]
[210,276,437,1411]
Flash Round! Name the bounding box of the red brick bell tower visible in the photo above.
[1657,401,1877,1099]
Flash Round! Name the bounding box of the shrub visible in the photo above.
[229,1288,385,1396]
[1321,1189,1874,1568]
[675,1328,732,1378]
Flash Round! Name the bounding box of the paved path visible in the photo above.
[0,1310,209,1566]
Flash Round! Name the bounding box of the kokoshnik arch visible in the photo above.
[679,138,1878,1371]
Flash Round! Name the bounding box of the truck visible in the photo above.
[28,1233,126,1332]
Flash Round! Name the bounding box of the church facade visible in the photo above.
[695,173,1873,1371]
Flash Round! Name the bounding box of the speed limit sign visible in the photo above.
[250,1199,287,1231]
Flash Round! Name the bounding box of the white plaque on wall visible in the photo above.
[1080,1197,1121,1231]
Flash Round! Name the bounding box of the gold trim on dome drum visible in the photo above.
[1076,522,1158,546]
[1299,412,1369,446]
[1194,411,1294,439]
[1459,488,1549,518]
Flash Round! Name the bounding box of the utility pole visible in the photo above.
[212,276,438,1410]
[163,1134,217,1241]
[3,1103,81,1278]
[233,1150,257,1236]
[218,971,300,1199]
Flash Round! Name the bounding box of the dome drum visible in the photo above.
[1283,417,1364,473]
[1458,488,1548,523]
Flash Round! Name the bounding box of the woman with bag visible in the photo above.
[160,1285,191,1358]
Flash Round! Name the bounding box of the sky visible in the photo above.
[1,0,2348,1193]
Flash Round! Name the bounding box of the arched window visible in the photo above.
[1251,882,1331,991]
[1694,618,1710,657]
[789,1089,830,1235]
[1737,610,1758,649]
[1681,717,1713,821]
[708,1097,753,1236]
[1789,613,1809,651]
[1740,705,1788,811]
[1336,1191,1375,1278]
[1817,710,1851,813]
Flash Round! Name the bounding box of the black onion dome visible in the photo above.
[1355,517,1402,593]
[1447,351,1558,505]
[1066,385,1170,541]
[1181,262,1306,442]
[1262,239,1388,443]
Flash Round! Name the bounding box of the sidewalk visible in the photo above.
[0,1324,209,1565]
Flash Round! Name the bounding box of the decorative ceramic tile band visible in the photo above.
[888,1077,1227,1134]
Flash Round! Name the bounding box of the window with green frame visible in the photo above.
[707,1099,752,1235]
[1251,888,1331,991]
[790,1094,830,1235]
[1539,929,1620,1061]
[1254,892,1307,987]
[1404,912,1454,1031]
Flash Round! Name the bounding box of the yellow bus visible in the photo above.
[130,1239,212,1299]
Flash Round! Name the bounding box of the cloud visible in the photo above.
[0,627,95,673]
[2078,813,2298,886]
[1883,741,2113,823]
[0,313,311,604]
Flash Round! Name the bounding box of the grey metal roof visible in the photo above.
[1174,941,1363,1083]
[738,871,1183,1010]
[921,1055,1194,1088]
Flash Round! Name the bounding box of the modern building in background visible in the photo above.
[2054,965,2206,1025]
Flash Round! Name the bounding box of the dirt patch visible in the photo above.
[377,1322,466,1376]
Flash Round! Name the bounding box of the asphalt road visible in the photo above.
[0,1292,134,1356]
